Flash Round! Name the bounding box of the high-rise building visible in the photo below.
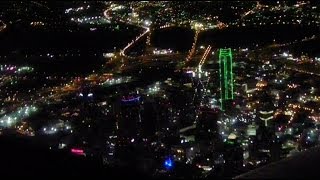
[257,91,275,127]
[219,48,234,110]
[118,95,142,139]
[223,137,244,178]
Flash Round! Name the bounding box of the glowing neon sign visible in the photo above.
[121,96,141,103]
[71,148,85,156]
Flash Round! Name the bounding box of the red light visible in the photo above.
[71,148,85,156]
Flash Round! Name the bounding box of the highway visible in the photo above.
[0,4,207,129]
[186,29,201,62]
[199,45,212,67]
[103,6,150,59]
[120,28,150,57]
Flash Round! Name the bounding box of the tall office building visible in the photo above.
[257,91,275,127]
[219,48,234,111]
[118,95,142,139]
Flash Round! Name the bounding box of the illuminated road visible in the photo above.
[186,29,201,62]
[186,46,214,124]
[0,4,213,129]
[120,28,150,57]
[199,45,212,67]
[103,6,150,59]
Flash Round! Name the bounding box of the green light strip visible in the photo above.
[219,50,223,110]
[224,56,228,100]
[219,48,234,111]
[229,48,234,99]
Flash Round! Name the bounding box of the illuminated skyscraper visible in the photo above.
[219,48,234,110]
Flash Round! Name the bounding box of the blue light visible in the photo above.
[164,157,174,169]
[121,96,141,103]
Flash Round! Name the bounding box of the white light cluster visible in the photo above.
[65,5,90,14]
[153,48,173,55]
[0,106,37,128]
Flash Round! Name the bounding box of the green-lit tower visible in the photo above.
[219,48,234,111]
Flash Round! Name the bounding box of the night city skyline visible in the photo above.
[0,1,320,178]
